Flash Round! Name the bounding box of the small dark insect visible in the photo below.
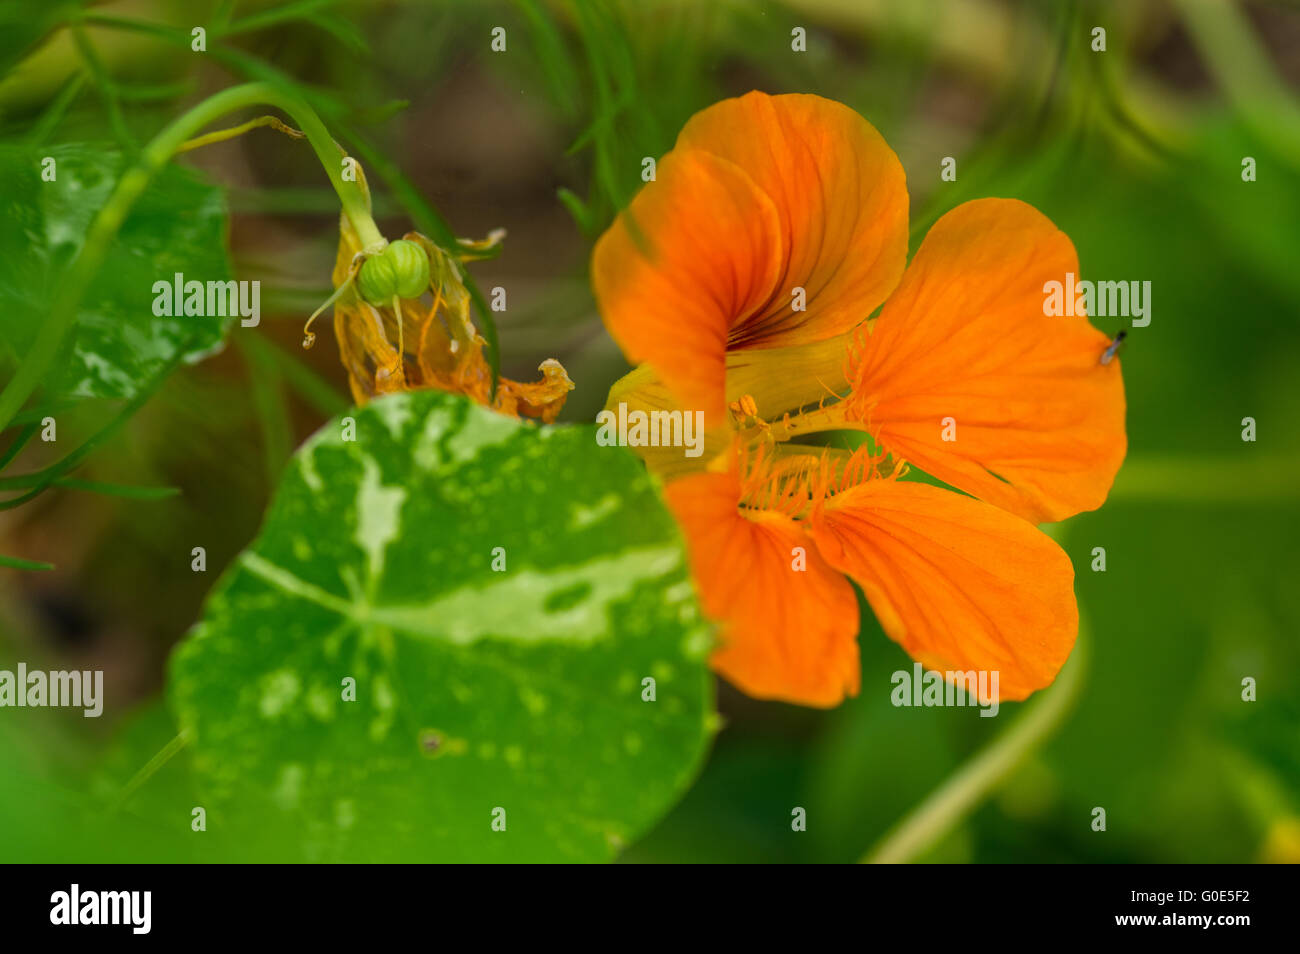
[1100,330,1127,366]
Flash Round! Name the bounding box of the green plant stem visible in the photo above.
[0,343,188,509]
[0,81,382,437]
[0,553,54,571]
[0,425,36,471]
[861,626,1089,863]
[237,336,292,487]
[1173,0,1300,164]
[25,73,86,147]
[176,114,304,154]
[114,731,191,811]
[44,478,179,500]
[69,20,133,147]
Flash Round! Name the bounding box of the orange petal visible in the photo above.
[849,198,1126,524]
[678,91,909,350]
[591,148,784,422]
[665,471,860,707]
[809,480,1077,701]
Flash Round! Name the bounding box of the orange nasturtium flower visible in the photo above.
[307,165,573,420]
[592,92,1126,707]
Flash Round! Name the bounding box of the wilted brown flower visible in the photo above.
[308,166,573,422]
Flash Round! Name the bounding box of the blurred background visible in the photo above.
[1,0,1297,862]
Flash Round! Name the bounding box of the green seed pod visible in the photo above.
[387,239,431,299]
[356,240,430,305]
[356,251,398,305]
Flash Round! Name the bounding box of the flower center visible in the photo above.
[727,392,899,520]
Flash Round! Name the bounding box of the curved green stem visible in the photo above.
[176,114,304,154]
[861,625,1089,863]
[0,81,382,436]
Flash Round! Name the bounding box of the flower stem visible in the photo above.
[0,81,382,436]
[860,624,1089,863]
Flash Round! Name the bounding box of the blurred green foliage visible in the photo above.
[0,143,234,401]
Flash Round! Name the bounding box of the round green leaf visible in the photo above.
[169,391,714,861]
[0,143,233,400]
